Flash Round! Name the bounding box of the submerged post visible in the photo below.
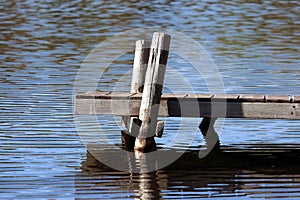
[134,32,171,152]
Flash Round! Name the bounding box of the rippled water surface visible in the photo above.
[0,0,299,199]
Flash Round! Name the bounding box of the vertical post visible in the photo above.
[121,40,150,150]
[134,32,171,152]
[199,117,217,137]
[131,40,151,93]
[198,117,220,158]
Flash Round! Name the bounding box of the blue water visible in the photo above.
[0,0,299,199]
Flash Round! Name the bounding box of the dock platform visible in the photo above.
[75,92,299,120]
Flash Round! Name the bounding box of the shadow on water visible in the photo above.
[76,144,300,199]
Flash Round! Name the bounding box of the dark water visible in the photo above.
[0,0,299,199]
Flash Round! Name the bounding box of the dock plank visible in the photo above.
[238,94,265,102]
[74,92,300,119]
[265,95,291,103]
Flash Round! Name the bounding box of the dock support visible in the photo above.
[199,117,220,158]
[199,117,217,137]
[121,40,150,150]
[134,32,171,152]
[121,39,165,150]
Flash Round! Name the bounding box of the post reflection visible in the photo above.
[77,144,300,199]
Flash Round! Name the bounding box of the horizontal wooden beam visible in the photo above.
[74,92,300,119]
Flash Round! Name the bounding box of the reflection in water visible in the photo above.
[79,145,300,199]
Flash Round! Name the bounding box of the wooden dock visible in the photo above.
[74,32,299,152]
[75,92,299,120]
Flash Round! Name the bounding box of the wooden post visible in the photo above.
[131,40,151,93]
[121,40,150,150]
[134,32,171,152]
[130,41,164,138]
[199,117,220,158]
[199,117,217,137]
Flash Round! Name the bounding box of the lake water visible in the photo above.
[0,0,299,199]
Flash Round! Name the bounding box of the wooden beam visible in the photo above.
[74,92,300,119]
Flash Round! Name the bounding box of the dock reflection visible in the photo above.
[76,144,300,199]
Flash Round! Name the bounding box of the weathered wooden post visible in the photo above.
[131,40,151,94]
[134,32,171,152]
[121,40,150,150]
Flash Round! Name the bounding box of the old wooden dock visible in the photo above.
[74,32,299,152]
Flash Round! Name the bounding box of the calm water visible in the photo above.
[0,0,300,199]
